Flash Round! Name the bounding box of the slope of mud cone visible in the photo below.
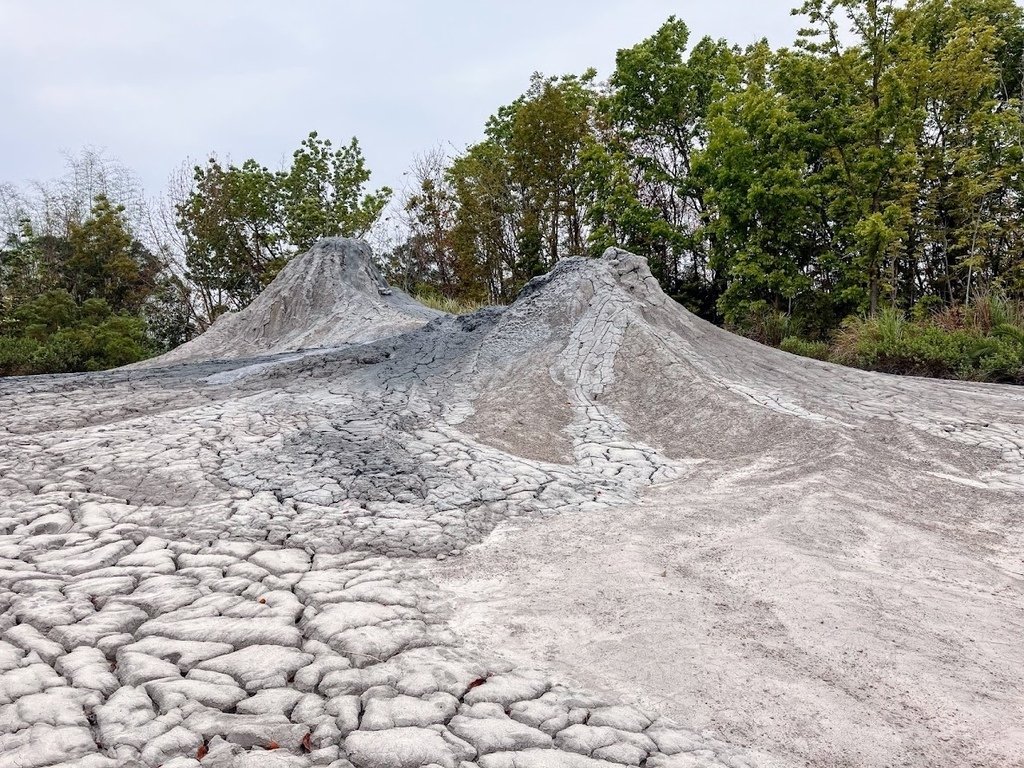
[140,237,441,367]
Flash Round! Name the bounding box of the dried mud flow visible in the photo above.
[0,238,1021,768]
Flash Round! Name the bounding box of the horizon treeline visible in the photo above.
[4,0,1024,381]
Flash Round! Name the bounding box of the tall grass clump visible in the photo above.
[413,292,491,315]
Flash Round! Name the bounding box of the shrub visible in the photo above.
[0,297,156,376]
[89,315,153,369]
[730,303,797,347]
[831,308,1024,382]
[0,336,39,376]
[780,336,831,361]
[29,333,87,374]
[968,291,1023,334]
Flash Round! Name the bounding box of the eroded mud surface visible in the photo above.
[1,240,1021,767]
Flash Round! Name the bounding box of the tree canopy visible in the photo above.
[177,131,391,319]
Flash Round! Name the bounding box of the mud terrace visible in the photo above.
[0,239,1021,768]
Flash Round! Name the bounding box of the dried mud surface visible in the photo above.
[1,238,1021,767]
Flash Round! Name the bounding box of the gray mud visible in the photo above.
[0,239,1020,767]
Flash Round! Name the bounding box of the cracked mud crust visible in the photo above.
[0,241,1021,767]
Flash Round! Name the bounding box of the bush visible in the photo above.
[749,295,1024,384]
[89,315,153,369]
[31,332,88,374]
[730,303,797,347]
[780,336,831,361]
[969,291,1024,334]
[831,308,1024,383]
[0,295,157,376]
[0,336,39,376]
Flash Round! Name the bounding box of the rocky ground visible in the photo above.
[0,239,1021,767]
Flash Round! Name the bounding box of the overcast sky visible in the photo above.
[0,1,803,200]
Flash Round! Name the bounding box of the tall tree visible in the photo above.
[435,73,599,302]
[66,195,160,313]
[588,18,739,301]
[795,0,923,314]
[696,45,830,331]
[280,132,391,250]
[176,131,391,323]
[177,158,284,318]
[690,0,1024,334]
[391,149,464,298]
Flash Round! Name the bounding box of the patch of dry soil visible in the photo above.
[435,475,1024,768]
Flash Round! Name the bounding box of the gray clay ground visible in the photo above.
[0,238,1021,768]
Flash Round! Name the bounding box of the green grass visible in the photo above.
[779,336,831,361]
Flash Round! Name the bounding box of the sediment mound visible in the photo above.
[0,242,1022,768]
[142,237,441,366]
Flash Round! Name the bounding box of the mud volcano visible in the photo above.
[0,238,1021,767]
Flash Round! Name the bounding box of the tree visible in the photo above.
[689,0,1024,335]
[0,197,164,376]
[501,72,596,270]
[390,149,464,298]
[177,158,284,318]
[590,18,739,299]
[696,47,822,330]
[280,132,391,250]
[176,132,391,323]
[448,140,518,301]
[66,195,161,313]
[436,73,599,302]
[907,0,1024,303]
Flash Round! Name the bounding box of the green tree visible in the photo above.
[66,195,160,313]
[391,150,465,298]
[696,47,822,331]
[177,132,391,322]
[281,132,391,250]
[177,158,284,318]
[0,289,156,376]
[588,18,739,301]
[391,74,600,303]
[691,0,1024,336]
[1,191,167,375]
[907,0,1024,304]
[795,0,924,314]
[447,140,518,301]
[502,72,596,269]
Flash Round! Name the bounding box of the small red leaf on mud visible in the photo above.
[196,743,208,759]
[266,741,280,750]
[302,732,313,752]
